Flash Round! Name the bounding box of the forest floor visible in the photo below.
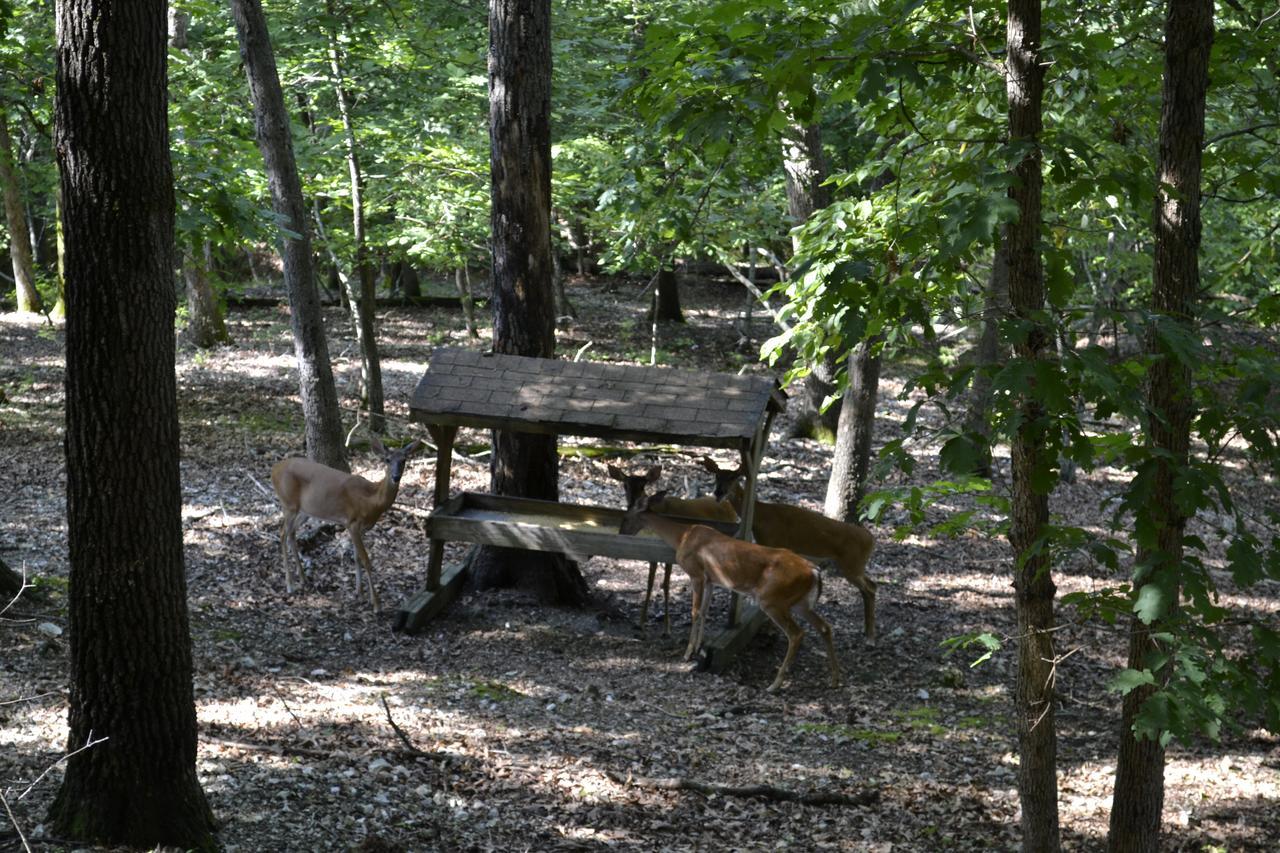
[2,276,1278,852]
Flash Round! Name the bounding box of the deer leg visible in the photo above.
[838,554,877,641]
[661,562,672,638]
[798,603,841,688]
[280,509,300,593]
[684,578,707,661]
[349,528,381,612]
[760,606,805,692]
[640,561,658,628]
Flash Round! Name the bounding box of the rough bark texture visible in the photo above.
[0,111,42,314]
[182,243,231,348]
[327,8,385,433]
[1006,0,1061,849]
[1108,2,1212,850]
[824,338,882,521]
[782,120,840,440]
[477,0,587,605]
[650,267,684,323]
[963,231,1010,479]
[231,0,347,470]
[47,1,216,846]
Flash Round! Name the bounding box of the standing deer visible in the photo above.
[700,457,878,641]
[607,463,738,636]
[271,437,422,611]
[619,483,841,692]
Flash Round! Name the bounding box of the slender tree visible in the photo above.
[230,0,348,470]
[0,109,41,314]
[474,0,588,604]
[47,0,215,846]
[325,0,385,433]
[782,120,840,440]
[1108,1,1214,849]
[824,336,881,520]
[1006,0,1060,848]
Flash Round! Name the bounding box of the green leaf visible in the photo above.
[1110,668,1156,695]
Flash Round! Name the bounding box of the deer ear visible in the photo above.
[370,436,387,455]
[405,439,423,455]
[645,465,662,483]
[607,464,625,480]
[699,456,719,473]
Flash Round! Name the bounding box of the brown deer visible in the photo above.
[271,437,422,611]
[700,457,877,641]
[607,463,738,635]
[619,484,841,692]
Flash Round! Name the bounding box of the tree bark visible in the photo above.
[1006,0,1060,849]
[963,230,1010,479]
[47,1,216,846]
[182,242,231,348]
[0,110,42,314]
[824,338,882,521]
[1108,2,1212,850]
[477,0,587,605]
[648,266,684,323]
[782,120,840,440]
[230,0,348,470]
[326,2,385,433]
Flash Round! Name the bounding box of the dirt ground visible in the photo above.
[2,276,1277,852]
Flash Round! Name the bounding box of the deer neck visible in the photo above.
[640,510,694,551]
[365,473,401,518]
[726,482,747,513]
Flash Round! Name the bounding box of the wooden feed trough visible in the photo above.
[396,347,786,674]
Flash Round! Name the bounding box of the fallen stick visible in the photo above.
[604,769,878,807]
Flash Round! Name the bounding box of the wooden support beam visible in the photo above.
[697,602,768,674]
[395,560,469,633]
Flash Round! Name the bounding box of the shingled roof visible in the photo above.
[410,348,785,449]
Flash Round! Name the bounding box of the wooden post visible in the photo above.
[425,424,456,590]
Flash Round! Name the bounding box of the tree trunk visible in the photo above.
[0,111,42,314]
[477,0,587,606]
[824,338,882,521]
[963,230,1010,479]
[402,263,421,299]
[1,554,26,599]
[552,247,576,321]
[182,242,231,348]
[649,266,684,322]
[781,120,840,440]
[47,1,216,846]
[231,0,347,471]
[1006,0,1060,849]
[1108,2,1212,850]
[326,4,385,434]
[456,266,479,338]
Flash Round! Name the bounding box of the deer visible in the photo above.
[271,437,423,612]
[699,456,878,641]
[618,483,840,692]
[607,463,739,636]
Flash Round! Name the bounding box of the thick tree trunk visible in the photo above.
[1108,3,1212,850]
[327,6,385,434]
[963,231,1010,479]
[0,111,42,314]
[182,242,231,348]
[231,0,347,471]
[782,120,840,440]
[402,263,421,299]
[1006,0,1060,850]
[47,1,215,846]
[824,338,882,521]
[649,267,684,323]
[477,0,587,606]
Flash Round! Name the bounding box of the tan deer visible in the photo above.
[607,463,739,636]
[700,457,877,641]
[271,437,422,611]
[619,485,840,691]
